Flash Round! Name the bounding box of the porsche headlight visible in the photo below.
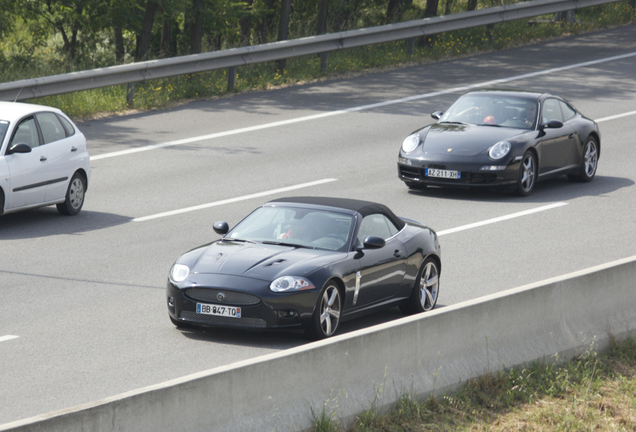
[401,134,420,153]
[169,264,190,284]
[489,141,511,160]
[270,276,315,293]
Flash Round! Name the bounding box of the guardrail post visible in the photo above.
[486,24,494,43]
[554,10,577,23]
[126,83,135,107]
[320,52,329,74]
[406,38,415,56]
[227,67,237,90]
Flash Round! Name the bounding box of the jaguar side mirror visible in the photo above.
[363,236,386,249]
[213,221,229,235]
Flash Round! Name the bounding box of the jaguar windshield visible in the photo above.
[227,206,354,251]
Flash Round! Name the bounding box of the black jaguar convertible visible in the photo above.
[397,90,600,196]
[167,197,441,339]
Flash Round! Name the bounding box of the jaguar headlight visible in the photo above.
[489,141,511,160]
[270,276,315,293]
[401,134,420,153]
[169,264,190,284]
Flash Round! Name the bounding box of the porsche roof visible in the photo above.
[465,89,547,99]
[266,196,406,230]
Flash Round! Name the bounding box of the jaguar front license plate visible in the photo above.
[196,303,241,318]
[425,168,461,179]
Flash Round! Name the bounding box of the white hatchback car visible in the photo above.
[0,101,90,216]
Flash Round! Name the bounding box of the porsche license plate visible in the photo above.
[425,168,460,179]
[196,303,241,318]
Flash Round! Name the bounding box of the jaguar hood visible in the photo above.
[184,240,344,281]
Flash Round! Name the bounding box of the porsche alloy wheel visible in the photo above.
[401,258,439,314]
[57,172,86,216]
[575,136,599,182]
[308,283,341,340]
[515,151,537,196]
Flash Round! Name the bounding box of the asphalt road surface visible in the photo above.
[1,23,635,425]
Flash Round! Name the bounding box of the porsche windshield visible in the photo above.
[227,206,354,251]
[440,95,538,130]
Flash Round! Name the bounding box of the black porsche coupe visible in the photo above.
[167,197,441,340]
[397,90,600,196]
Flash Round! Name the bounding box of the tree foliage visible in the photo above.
[1,0,454,71]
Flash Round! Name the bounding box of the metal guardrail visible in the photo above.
[0,0,623,102]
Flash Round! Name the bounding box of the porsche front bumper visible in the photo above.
[397,156,520,188]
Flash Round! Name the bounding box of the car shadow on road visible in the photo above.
[175,305,445,348]
[0,208,132,240]
[405,174,634,203]
[177,326,308,349]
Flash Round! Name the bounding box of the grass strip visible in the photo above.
[311,337,636,431]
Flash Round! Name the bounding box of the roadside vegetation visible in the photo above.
[310,337,636,431]
[0,0,634,119]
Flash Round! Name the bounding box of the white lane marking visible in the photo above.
[133,178,338,222]
[437,202,568,236]
[595,110,636,123]
[91,52,636,161]
[0,335,19,343]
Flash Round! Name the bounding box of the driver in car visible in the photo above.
[523,102,538,127]
[280,218,312,241]
[457,99,496,124]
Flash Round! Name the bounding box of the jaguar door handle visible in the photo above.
[40,156,47,162]
[394,250,402,258]
[71,146,78,152]
[568,134,574,139]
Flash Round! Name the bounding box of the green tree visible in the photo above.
[16,0,109,62]
[0,0,18,39]
[135,0,160,60]
[239,0,255,46]
[253,0,277,44]
[424,0,439,17]
[316,0,328,35]
[386,0,413,23]
[108,0,144,63]
[276,0,292,71]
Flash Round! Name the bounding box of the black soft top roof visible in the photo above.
[266,196,406,230]
[465,89,546,100]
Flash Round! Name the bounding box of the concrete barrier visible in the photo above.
[3,255,636,432]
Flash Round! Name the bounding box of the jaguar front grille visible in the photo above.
[185,288,261,306]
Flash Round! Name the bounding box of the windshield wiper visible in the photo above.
[262,241,315,249]
[439,121,467,125]
[480,123,502,127]
[221,238,256,244]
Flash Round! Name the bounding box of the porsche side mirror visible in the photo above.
[6,143,31,155]
[541,120,563,129]
[213,221,229,235]
[431,111,444,120]
[363,236,386,249]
